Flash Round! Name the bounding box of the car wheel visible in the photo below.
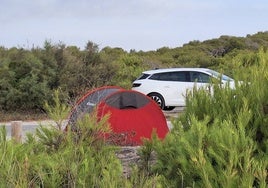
[148,93,165,109]
[163,106,175,111]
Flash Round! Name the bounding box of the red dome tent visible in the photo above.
[68,86,169,146]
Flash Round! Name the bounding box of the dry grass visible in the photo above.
[0,110,49,122]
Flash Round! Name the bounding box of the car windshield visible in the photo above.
[206,69,233,81]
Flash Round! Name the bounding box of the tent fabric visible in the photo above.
[97,90,169,145]
[68,86,169,146]
[68,86,122,128]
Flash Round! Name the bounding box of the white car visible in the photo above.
[132,68,234,110]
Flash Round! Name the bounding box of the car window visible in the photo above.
[190,72,210,83]
[149,71,189,82]
[205,69,233,81]
[149,72,169,81]
[137,73,150,80]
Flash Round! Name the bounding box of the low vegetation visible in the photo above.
[150,49,268,187]
[0,92,162,187]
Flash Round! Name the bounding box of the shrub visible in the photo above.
[0,91,163,187]
[150,49,268,187]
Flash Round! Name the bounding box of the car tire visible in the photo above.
[148,93,165,110]
[163,106,175,111]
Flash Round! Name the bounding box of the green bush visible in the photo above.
[150,49,268,187]
[0,94,124,187]
[0,91,163,187]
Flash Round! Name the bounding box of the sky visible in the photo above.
[1,0,268,51]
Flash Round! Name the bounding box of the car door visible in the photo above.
[158,71,190,106]
[173,71,211,104]
[189,71,212,91]
[158,71,212,106]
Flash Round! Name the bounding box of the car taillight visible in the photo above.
[132,83,141,87]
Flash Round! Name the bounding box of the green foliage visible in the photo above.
[44,89,70,130]
[149,49,268,187]
[58,42,117,99]
[0,93,163,187]
[153,114,260,187]
[27,116,124,187]
[111,54,145,88]
[0,48,51,110]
